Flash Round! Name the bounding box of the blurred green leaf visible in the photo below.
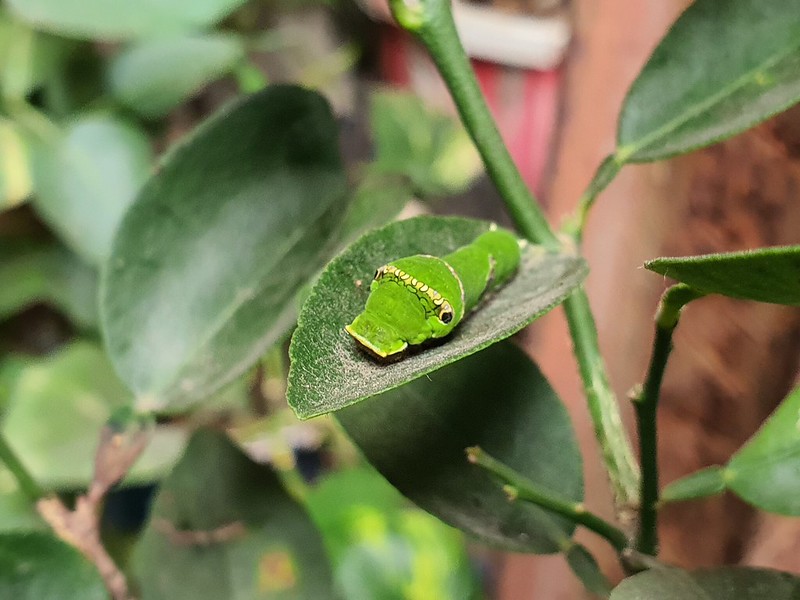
[726,385,800,514]
[337,342,583,553]
[0,19,74,103]
[101,86,347,413]
[6,0,248,41]
[1,341,185,488]
[0,531,108,599]
[30,114,153,264]
[0,488,43,532]
[0,354,30,413]
[611,567,800,599]
[617,0,800,162]
[109,34,246,118]
[336,171,411,245]
[288,216,586,419]
[0,119,32,209]
[566,544,612,598]
[371,90,482,198]
[306,467,479,600]
[661,466,726,504]
[132,429,335,599]
[0,238,97,327]
[645,246,800,306]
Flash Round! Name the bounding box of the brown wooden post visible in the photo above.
[499,1,800,597]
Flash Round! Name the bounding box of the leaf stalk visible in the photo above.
[467,446,629,553]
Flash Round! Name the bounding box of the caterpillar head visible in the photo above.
[345,313,409,358]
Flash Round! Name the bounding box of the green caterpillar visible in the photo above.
[345,226,521,358]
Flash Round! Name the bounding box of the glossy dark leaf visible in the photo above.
[611,567,800,600]
[337,342,583,553]
[132,429,335,599]
[617,0,800,162]
[288,216,586,419]
[0,531,108,599]
[101,85,347,412]
[645,246,800,306]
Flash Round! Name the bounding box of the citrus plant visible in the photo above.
[1,0,800,598]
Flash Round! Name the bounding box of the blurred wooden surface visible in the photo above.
[504,0,800,598]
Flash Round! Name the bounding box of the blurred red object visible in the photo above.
[368,2,569,197]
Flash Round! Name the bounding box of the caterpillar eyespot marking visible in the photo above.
[344,227,521,359]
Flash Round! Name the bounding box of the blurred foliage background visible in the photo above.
[0,0,493,596]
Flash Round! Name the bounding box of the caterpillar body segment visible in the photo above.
[345,227,521,359]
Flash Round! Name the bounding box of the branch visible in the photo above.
[632,284,704,554]
[38,409,154,600]
[467,446,629,553]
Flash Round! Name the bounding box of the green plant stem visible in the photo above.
[0,431,44,501]
[633,284,704,555]
[563,291,640,509]
[467,446,629,553]
[389,0,641,513]
[563,154,624,240]
[389,0,557,248]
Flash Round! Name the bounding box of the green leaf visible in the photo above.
[0,20,74,104]
[132,429,335,599]
[30,114,153,264]
[0,238,97,328]
[0,341,185,488]
[0,119,32,209]
[370,90,482,198]
[616,0,800,162]
[336,342,583,553]
[305,467,479,600]
[645,246,800,306]
[725,385,800,514]
[109,34,246,118]
[335,171,411,246]
[566,544,612,598]
[611,567,800,599]
[0,532,108,598]
[287,216,587,419]
[6,0,248,41]
[0,490,43,532]
[661,466,726,503]
[101,85,347,413]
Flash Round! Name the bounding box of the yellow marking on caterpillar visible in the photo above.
[377,265,452,317]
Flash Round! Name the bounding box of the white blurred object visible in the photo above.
[453,2,569,70]
[358,0,571,70]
